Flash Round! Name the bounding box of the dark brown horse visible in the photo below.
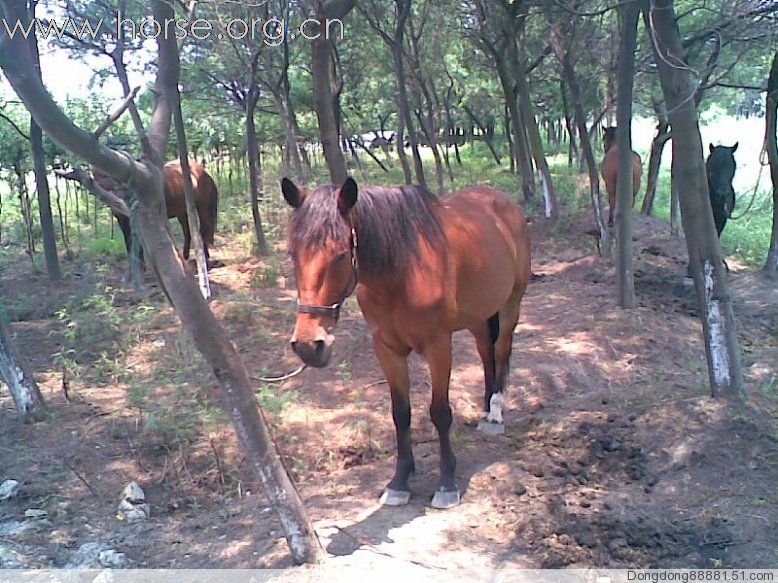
[282,177,531,509]
[94,160,218,262]
[601,126,643,226]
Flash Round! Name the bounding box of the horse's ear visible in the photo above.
[731,142,739,153]
[602,124,607,133]
[337,177,358,215]
[709,143,715,155]
[281,177,305,208]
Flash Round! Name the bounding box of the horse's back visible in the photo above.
[163,160,218,221]
[601,149,642,202]
[440,187,531,324]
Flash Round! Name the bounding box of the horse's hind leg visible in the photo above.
[479,296,522,435]
[470,316,502,435]
[374,339,415,507]
[424,335,460,509]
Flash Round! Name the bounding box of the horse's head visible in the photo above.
[602,126,618,153]
[707,143,738,186]
[282,177,359,368]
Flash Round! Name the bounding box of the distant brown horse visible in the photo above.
[601,126,643,226]
[282,177,531,509]
[94,160,218,262]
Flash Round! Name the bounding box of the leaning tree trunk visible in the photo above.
[615,1,639,308]
[172,90,210,300]
[764,51,778,274]
[0,316,45,422]
[0,0,325,563]
[647,0,743,398]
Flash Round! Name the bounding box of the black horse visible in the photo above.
[706,143,738,238]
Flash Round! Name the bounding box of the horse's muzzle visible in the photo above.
[291,339,333,368]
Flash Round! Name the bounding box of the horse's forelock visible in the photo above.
[288,183,443,276]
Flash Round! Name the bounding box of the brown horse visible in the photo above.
[282,177,531,509]
[601,126,643,226]
[93,160,218,262]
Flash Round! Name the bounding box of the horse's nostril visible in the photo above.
[290,341,298,353]
[314,340,325,356]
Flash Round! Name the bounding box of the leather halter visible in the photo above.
[296,226,358,322]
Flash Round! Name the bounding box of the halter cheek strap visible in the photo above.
[296,227,358,322]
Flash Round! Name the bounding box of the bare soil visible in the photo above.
[1,212,776,570]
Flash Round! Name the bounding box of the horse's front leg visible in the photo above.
[424,335,459,509]
[373,339,414,506]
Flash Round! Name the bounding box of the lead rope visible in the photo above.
[729,137,768,221]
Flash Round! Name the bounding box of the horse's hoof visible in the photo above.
[477,419,506,435]
[380,488,411,506]
[430,487,460,509]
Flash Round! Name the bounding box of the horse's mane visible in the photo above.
[288,184,444,276]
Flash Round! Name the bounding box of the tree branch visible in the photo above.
[54,168,130,217]
[93,86,140,139]
[0,110,30,140]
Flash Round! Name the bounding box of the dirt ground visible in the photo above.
[1,212,776,570]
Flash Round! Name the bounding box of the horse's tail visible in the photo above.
[207,177,218,245]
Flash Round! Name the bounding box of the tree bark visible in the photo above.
[764,51,778,274]
[0,316,46,422]
[647,0,743,398]
[615,1,639,308]
[0,0,325,562]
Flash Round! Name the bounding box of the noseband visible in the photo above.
[296,226,358,322]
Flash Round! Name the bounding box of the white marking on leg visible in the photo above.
[486,392,504,424]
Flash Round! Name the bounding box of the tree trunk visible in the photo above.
[647,0,743,398]
[274,94,306,185]
[496,58,534,200]
[561,79,579,168]
[247,97,270,257]
[642,98,671,215]
[0,316,46,422]
[514,57,557,220]
[670,168,680,237]
[172,96,210,300]
[30,119,61,280]
[25,0,60,280]
[764,51,778,274]
[313,35,347,184]
[615,1,638,309]
[393,0,426,188]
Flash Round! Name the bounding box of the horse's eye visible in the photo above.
[336,252,348,263]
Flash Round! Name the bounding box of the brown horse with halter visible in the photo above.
[93,160,218,263]
[601,126,643,226]
[282,177,531,509]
